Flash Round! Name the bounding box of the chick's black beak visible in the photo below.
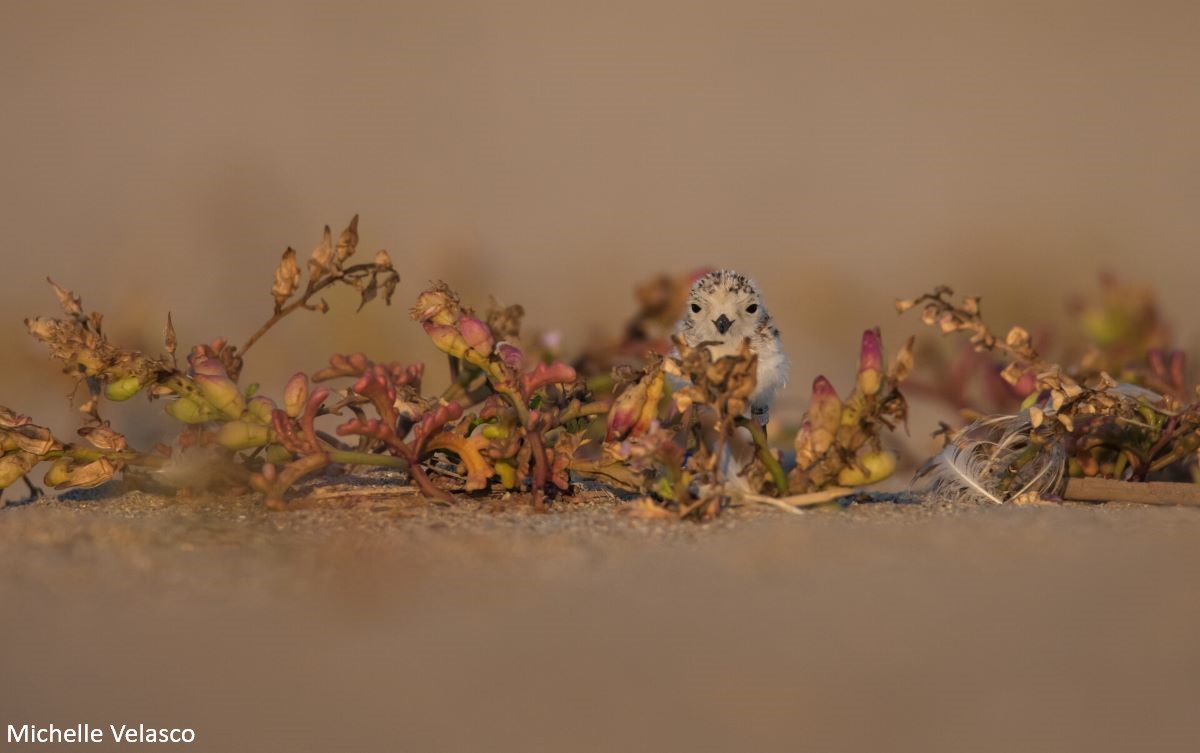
[713,314,732,335]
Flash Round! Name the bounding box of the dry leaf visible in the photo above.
[47,278,83,317]
[1029,405,1045,428]
[307,225,334,280]
[55,458,116,490]
[1005,326,1031,350]
[336,215,359,265]
[164,312,177,359]
[78,425,128,452]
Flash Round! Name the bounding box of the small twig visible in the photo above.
[1063,477,1200,506]
[240,277,339,358]
[743,487,855,509]
[735,493,804,515]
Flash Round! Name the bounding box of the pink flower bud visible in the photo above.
[457,315,495,356]
[497,342,525,371]
[856,328,883,396]
[189,356,245,418]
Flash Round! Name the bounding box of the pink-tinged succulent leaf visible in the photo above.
[336,417,392,443]
[411,402,466,451]
[299,387,330,450]
[521,361,577,400]
[388,362,424,392]
[351,364,398,426]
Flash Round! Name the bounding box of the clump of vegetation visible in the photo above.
[13,217,1198,515]
[905,286,1200,503]
[788,329,913,493]
[2,215,915,516]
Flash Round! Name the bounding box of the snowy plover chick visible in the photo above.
[675,269,789,426]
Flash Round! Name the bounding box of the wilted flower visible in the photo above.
[271,248,301,311]
[336,215,359,265]
[0,452,39,489]
[410,282,462,327]
[307,225,335,279]
[606,368,664,442]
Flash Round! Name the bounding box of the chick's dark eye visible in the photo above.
[746,303,758,314]
[690,303,701,313]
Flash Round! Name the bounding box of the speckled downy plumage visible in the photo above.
[675,269,789,426]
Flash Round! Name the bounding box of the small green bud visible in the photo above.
[105,375,143,401]
[216,420,272,450]
[246,396,276,424]
[164,396,219,424]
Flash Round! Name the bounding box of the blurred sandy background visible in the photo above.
[4,0,1200,441]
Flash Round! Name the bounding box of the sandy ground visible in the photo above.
[3,479,1200,753]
